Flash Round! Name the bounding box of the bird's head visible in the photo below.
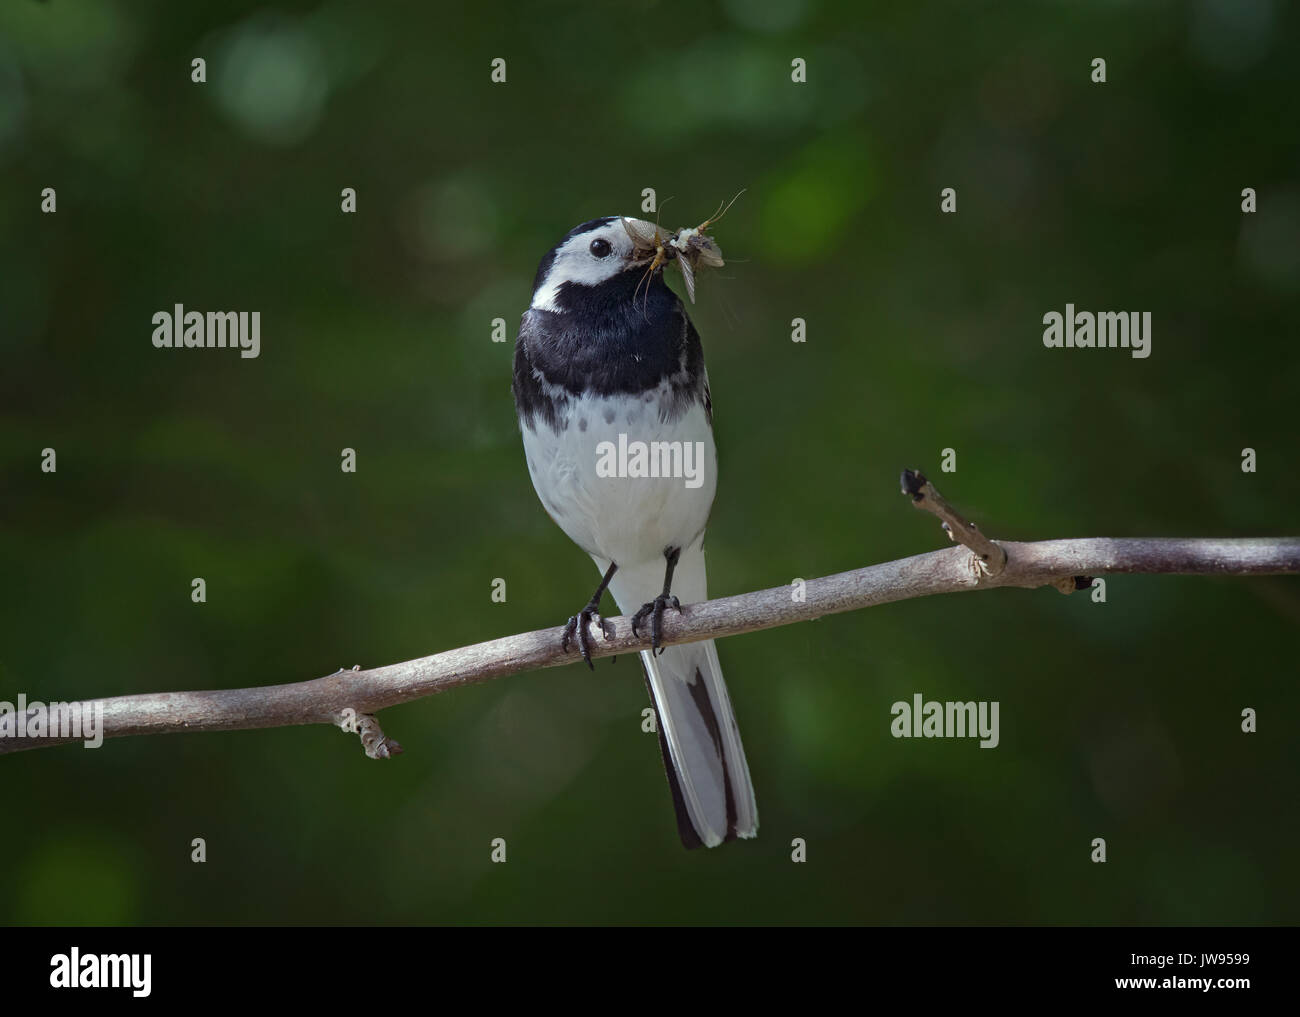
[528,212,728,314]
[529,216,659,313]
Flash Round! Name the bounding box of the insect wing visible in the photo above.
[622,216,671,254]
[677,253,697,303]
[689,234,725,268]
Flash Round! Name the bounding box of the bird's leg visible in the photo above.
[562,561,618,670]
[631,546,683,655]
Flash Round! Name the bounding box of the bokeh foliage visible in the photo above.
[1,0,1297,924]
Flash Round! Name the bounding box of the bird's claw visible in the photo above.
[631,595,682,655]
[562,606,614,670]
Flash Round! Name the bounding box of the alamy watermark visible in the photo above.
[595,433,706,489]
[0,694,104,748]
[891,693,1000,748]
[1042,304,1151,359]
[50,948,150,997]
[151,304,260,359]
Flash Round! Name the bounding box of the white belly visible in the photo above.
[521,392,717,568]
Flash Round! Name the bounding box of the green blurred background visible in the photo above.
[1,0,1297,925]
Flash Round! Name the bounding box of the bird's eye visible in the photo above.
[589,238,612,258]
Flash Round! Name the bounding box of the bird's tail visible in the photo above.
[605,543,758,848]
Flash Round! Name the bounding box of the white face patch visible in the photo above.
[531,218,639,312]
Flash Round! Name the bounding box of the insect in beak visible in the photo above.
[622,216,681,313]
[669,231,722,304]
[622,217,676,272]
[670,190,741,300]
[622,190,742,305]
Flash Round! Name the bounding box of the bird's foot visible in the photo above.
[562,603,615,670]
[631,594,682,655]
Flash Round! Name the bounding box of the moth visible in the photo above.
[622,215,684,312]
[621,190,743,304]
[667,225,723,304]
[622,215,678,274]
[669,190,743,302]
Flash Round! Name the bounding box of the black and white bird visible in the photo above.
[512,215,758,848]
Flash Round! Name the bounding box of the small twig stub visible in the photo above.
[901,469,1008,575]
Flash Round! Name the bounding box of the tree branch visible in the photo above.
[3,475,1297,756]
[902,468,1009,574]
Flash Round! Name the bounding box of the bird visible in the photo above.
[512,214,758,848]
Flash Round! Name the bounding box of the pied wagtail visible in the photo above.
[512,214,758,848]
